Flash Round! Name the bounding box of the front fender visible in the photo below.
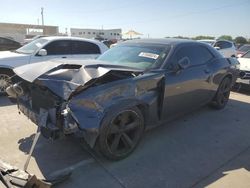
[68,72,165,147]
[0,65,13,70]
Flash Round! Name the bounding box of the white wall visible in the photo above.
[70,28,122,40]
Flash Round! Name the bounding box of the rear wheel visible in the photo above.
[97,106,144,160]
[211,77,232,109]
[0,70,12,95]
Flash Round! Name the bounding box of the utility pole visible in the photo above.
[41,7,44,25]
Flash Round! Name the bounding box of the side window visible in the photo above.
[71,41,100,54]
[195,46,214,64]
[214,41,232,49]
[175,46,196,66]
[0,38,5,44]
[175,45,213,66]
[44,40,71,55]
[0,38,11,45]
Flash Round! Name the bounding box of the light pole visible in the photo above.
[41,7,44,26]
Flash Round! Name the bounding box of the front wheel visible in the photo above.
[0,70,12,95]
[211,77,232,109]
[97,106,144,160]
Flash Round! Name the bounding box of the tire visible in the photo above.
[0,69,13,95]
[211,77,232,109]
[97,106,144,161]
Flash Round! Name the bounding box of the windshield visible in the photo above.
[238,45,250,52]
[98,44,170,70]
[242,51,250,59]
[16,38,48,54]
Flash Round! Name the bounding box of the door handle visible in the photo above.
[62,56,67,58]
[204,69,211,74]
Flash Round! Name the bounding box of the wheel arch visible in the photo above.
[0,66,14,75]
[87,99,149,149]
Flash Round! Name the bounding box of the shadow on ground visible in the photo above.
[0,96,14,107]
[18,134,92,179]
[16,97,250,188]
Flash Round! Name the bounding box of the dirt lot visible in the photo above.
[0,91,250,188]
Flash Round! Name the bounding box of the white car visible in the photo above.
[236,50,250,87]
[197,39,215,45]
[213,40,236,58]
[0,36,108,93]
[198,39,236,58]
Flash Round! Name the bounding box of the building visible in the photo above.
[0,22,59,43]
[70,28,122,40]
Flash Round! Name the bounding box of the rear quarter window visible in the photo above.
[72,41,100,54]
[175,45,214,66]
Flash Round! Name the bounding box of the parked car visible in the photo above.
[23,35,48,45]
[198,39,236,58]
[0,36,108,94]
[0,37,21,51]
[197,39,215,45]
[236,50,250,88]
[212,40,236,58]
[237,44,250,57]
[7,39,238,160]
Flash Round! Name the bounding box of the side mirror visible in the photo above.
[214,47,220,50]
[37,49,47,56]
[177,57,190,70]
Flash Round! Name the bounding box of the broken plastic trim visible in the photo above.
[0,160,71,188]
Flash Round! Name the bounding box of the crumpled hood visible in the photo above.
[13,59,143,100]
[0,51,30,68]
[238,58,250,71]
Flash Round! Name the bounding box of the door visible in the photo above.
[30,40,72,63]
[162,44,215,120]
[71,40,101,60]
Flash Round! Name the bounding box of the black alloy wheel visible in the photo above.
[212,77,232,109]
[98,107,144,160]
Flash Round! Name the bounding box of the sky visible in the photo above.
[0,0,250,38]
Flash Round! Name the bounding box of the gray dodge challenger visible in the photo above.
[7,39,239,160]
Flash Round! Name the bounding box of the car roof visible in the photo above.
[0,36,18,42]
[215,39,234,43]
[121,38,197,46]
[197,39,215,42]
[42,36,103,44]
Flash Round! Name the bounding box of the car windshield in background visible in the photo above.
[238,45,250,52]
[16,38,48,54]
[242,51,250,59]
[98,44,170,70]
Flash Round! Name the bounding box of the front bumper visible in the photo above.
[18,100,62,140]
[236,78,250,85]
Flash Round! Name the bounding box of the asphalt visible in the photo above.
[0,91,250,188]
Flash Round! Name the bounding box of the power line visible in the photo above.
[90,0,250,27]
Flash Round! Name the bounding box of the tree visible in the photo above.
[234,36,247,44]
[192,35,215,40]
[218,35,233,41]
[172,36,190,39]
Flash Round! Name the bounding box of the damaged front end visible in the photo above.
[6,60,153,147]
